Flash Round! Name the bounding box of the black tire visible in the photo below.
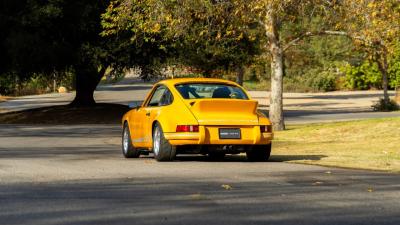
[153,122,176,161]
[208,152,226,161]
[246,144,271,162]
[122,122,140,158]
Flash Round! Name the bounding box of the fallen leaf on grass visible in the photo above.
[221,184,233,190]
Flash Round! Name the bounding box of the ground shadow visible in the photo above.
[270,154,327,162]
[169,154,327,163]
[1,173,399,225]
[284,93,393,100]
[0,103,128,124]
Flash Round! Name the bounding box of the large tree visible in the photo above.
[337,0,400,107]
[1,0,110,106]
[234,0,344,130]
[103,0,348,130]
[102,0,264,85]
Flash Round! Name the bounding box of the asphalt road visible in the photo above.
[1,125,399,225]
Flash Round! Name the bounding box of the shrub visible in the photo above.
[344,61,382,90]
[372,98,399,111]
[388,59,400,89]
[307,70,337,92]
[0,73,16,95]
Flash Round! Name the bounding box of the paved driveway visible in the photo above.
[0,125,399,225]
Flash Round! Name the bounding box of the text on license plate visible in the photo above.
[219,128,241,139]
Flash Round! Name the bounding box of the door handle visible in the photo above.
[146,112,150,116]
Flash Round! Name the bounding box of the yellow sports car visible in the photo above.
[122,78,273,161]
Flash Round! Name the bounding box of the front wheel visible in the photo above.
[246,144,271,162]
[122,123,140,158]
[153,123,176,161]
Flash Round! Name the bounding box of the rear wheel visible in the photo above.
[122,123,140,158]
[246,144,271,162]
[153,122,176,161]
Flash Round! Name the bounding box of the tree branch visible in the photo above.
[282,30,350,52]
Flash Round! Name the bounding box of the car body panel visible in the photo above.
[188,99,259,125]
[122,78,273,151]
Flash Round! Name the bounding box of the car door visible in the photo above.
[139,85,168,148]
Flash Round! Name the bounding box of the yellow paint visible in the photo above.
[122,78,273,150]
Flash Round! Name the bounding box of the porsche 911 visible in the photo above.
[122,78,273,161]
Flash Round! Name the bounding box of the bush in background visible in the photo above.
[307,70,337,92]
[372,98,399,111]
[344,61,382,90]
[388,43,400,89]
[0,73,17,95]
[0,70,74,96]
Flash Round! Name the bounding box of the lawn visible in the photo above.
[271,117,400,172]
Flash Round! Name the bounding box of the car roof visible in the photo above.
[157,78,239,86]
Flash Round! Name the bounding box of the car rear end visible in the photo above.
[164,80,273,159]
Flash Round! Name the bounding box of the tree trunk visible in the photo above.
[236,66,244,86]
[265,7,285,131]
[70,65,106,107]
[377,51,390,106]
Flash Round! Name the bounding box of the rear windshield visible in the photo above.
[175,83,249,100]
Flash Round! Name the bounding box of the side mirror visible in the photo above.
[128,101,143,109]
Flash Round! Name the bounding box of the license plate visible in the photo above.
[219,128,241,139]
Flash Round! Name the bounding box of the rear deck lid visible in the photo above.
[188,99,259,125]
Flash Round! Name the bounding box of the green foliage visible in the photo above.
[344,61,382,90]
[1,0,113,103]
[283,76,313,92]
[307,70,337,92]
[372,98,399,112]
[101,0,264,78]
[388,43,400,88]
[0,73,16,95]
[0,70,74,96]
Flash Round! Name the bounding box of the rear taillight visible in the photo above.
[260,125,272,133]
[176,125,199,132]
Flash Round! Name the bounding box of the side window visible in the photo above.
[159,88,173,106]
[147,86,166,107]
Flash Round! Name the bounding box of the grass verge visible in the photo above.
[271,117,400,172]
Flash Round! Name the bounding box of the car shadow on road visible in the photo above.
[270,154,327,162]
[173,154,248,162]
[171,154,327,163]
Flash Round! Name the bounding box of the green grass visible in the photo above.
[271,117,400,172]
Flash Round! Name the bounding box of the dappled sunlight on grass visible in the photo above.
[272,117,400,172]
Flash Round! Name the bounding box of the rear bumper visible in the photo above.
[164,125,273,146]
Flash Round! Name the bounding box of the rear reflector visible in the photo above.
[176,125,199,132]
[260,125,272,133]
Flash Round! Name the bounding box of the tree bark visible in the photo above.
[70,65,106,107]
[265,7,285,131]
[236,66,244,86]
[376,50,390,106]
